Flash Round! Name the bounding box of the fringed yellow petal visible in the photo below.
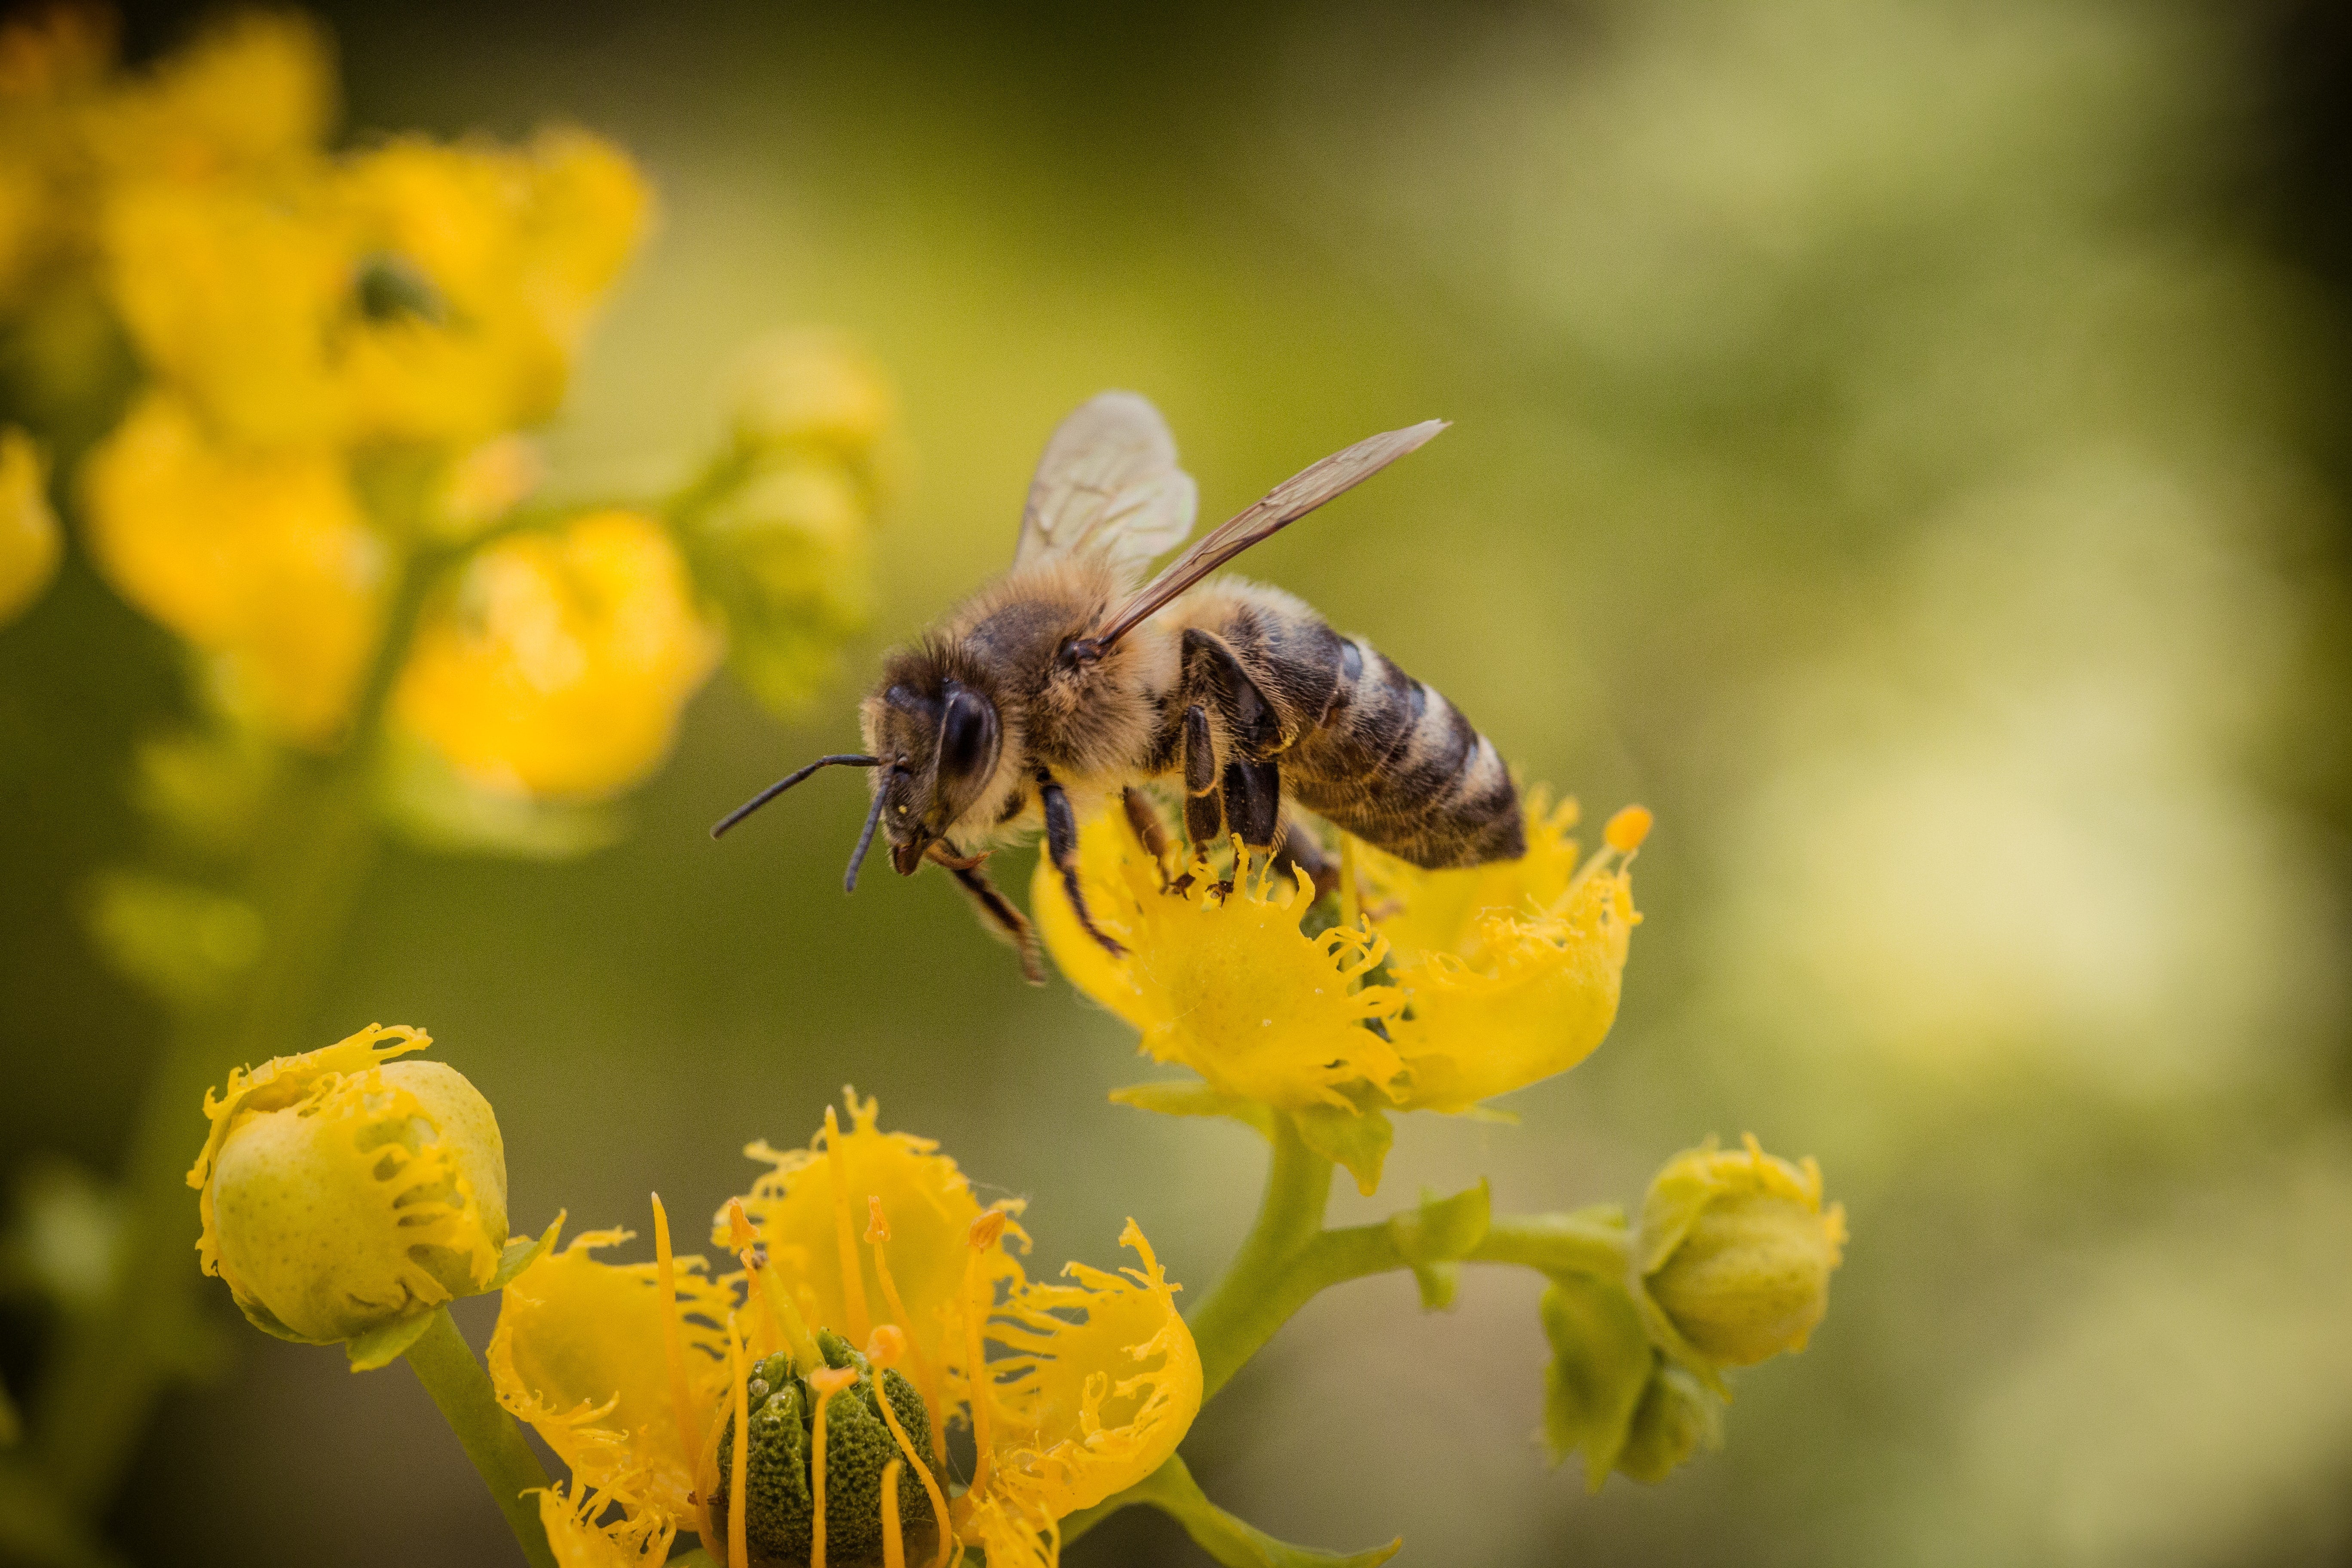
[1035,813,1406,1111]
[726,1092,1025,1379]
[188,1025,507,1344]
[487,1225,734,1522]
[972,1220,1201,1540]
[1356,790,1588,962]
[392,510,720,801]
[1387,858,1639,1113]
[534,1478,677,1568]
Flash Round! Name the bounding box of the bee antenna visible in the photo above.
[710,754,880,839]
[843,769,897,893]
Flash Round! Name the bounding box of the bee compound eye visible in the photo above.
[937,686,996,783]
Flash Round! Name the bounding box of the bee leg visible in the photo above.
[948,861,1045,985]
[1273,811,1340,900]
[1182,703,1222,850]
[1039,772,1129,959]
[1121,787,1175,882]
[1223,756,1282,851]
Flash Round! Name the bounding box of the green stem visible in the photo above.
[403,1308,557,1568]
[30,542,444,1508]
[1183,1115,1334,1401]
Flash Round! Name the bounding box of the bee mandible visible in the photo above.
[712,392,1525,981]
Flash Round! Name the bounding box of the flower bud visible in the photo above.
[0,429,59,627]
[730,329,897,463]
[1612,1363,1720,1484]
[187,1024,508,1348]
[1632,1135,1845,1380]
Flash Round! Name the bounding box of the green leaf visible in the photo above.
[1289,1099,1392,1197]
[485,1213,565,1292]
[345,1309,437,1372]
[1130,1454,1402,1568]
[1388,1180,1491,1310]
[1539,1275,1654,1491]
[1111,1078,1276,1138]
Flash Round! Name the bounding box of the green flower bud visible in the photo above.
[187,1025,507,1349]
[1632,1135,1846,1387]
[1538,1274,1652,1492]
[712,1331,940,1567]
[1613,1363,1721,1484]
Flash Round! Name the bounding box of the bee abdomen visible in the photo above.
[1284,636,1522,869]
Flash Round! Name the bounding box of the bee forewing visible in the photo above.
[1014,390,1199,583]
[1092,417,1447,648]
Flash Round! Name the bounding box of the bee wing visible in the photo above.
[1014,391,1200,584]
[1089,417,1447,649]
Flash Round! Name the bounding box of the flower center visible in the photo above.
[712,1330,939,1568]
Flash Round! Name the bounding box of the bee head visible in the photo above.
[864,660,1004,876]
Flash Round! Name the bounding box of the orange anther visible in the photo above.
[1604,804,1653,854]
[968,1209,1008,1250]
[865,1194,891,1244]
[810,1364,859,1396]
[726,1197,758,1250]
[865,1323,907,1369]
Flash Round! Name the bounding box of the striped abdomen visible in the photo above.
[1190,591,1524,869]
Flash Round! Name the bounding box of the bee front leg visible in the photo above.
[1182,703,1222,849]
[1038,771,1128,959]
[948,862,1045,985]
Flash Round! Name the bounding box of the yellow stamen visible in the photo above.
[956,1211,1005,1516]
[729,1197,821,1366]
[882,1459,907,1568]
[823,1104,874,1344]
[649,1194,703,1491]
[727,1312,750,1568]
[1605,804,1653,855]
[809,1365,858,1568]
[866,1196,949,1470]
[1339,831,1363,932]
[864,1325,953,1568]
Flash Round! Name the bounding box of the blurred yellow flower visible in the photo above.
[0,7,331,308]
[80,392,385,747]
[1631,1135,1846,1390]
[392,509,720,800]
[488,1094,1200,1567]
[104,127,649,447]
[732,328,901,470]
[0,427,60,625]
[1035,791,1645,1126]
[82,9,332,186]
[186,1023,508,1352]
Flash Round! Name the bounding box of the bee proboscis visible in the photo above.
[713,392,1525,981]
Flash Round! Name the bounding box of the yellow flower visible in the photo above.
[487,1093,1200,1567]
[186,1023,508,1352]
[392,510,720,800]
[0,426,59,625]
[82,9,333,187]
[80,393,385,747]
[1034,791,1645,1175]
[103,128,649,447]
[1630,1135,1847,1388]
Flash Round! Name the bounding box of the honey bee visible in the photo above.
[713,392,1525,981]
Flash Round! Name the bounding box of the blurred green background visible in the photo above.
[5,0,2351,1563]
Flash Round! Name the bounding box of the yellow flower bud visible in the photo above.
[1632,1135,1846,1383]
[392,511,720,800]
[0,427,59,625]
[187,1024,508,1349]
[729,328,897,464]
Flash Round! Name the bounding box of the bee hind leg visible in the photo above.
[1038,772,1128,960]
[948,862,1044,985]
